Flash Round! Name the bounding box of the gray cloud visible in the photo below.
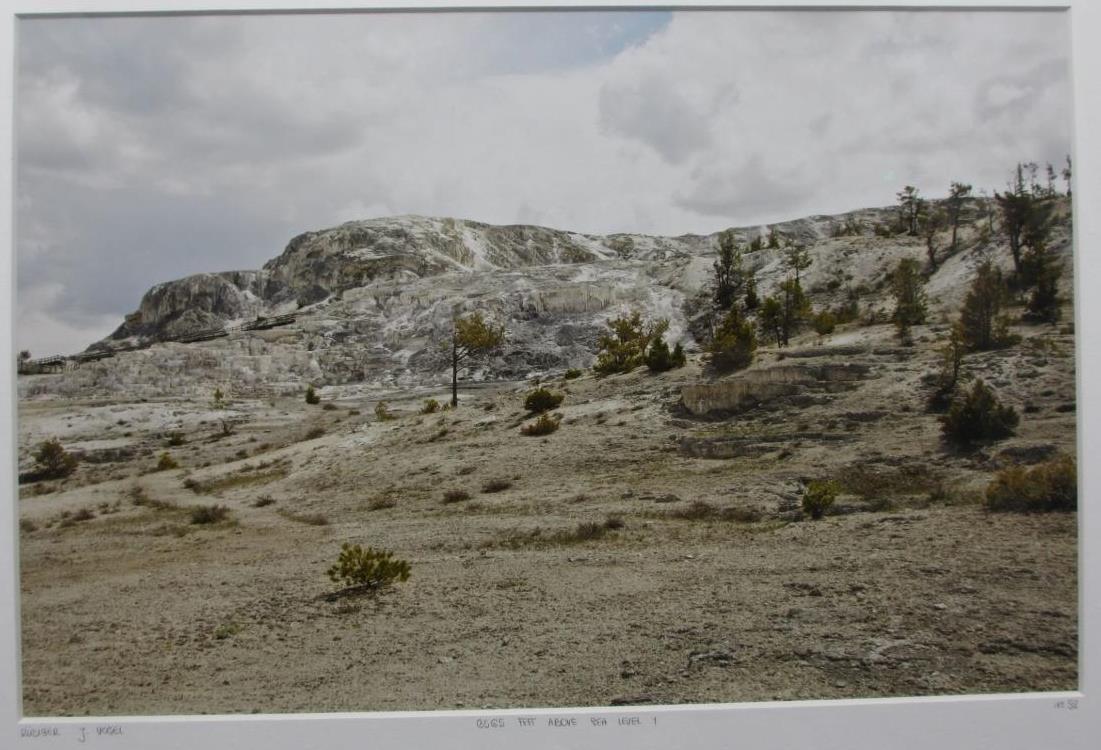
[674,154,814,220]
[598,69,718,164]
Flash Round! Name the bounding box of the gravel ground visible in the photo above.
[18,320,1078,716]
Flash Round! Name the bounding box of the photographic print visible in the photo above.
[13,6,1078,717]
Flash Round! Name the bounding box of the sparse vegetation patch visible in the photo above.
[190,504,230,525]
[985,455,1077,513]
[327,543,411,593]
[524,388,564,413]
[520,413,561,436]
[443,489,472,504]
[184,467,288,495]
[278,509,329,526]
[482,478,513,494]
[32,438,78,480]
[802,480,839,520]
[942,380,1019,445]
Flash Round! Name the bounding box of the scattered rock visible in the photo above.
[609,694,657,706]
[687,649,735,667]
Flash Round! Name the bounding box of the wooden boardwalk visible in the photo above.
[17,313,298,375]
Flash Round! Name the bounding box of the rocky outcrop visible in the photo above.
[261,216,636,306]
[102,271,269,345]
[96,208,920,351]
[55,198,1069,398]
[681,363,871,416]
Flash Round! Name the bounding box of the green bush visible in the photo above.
[190,504,229,525]
[941,380,1019,445]
[155,452,179,472]
[593,312,667,375]
[374,401,395,421]
[985,456,1077,512]
[802,480,839,520]
[707,307,756,373]
[832,297,861,325]
[524,388,564,413]
[959,261,1015,351]
[603,515,626,530]
[571,521,607,542]
[442,489,471,504]
[33,438,78,480]
[482,478,513,493]
[563,368,583,380]
[305,385,321,405]
[645,337,686,373]
[421,399,441,414]
[812,310,837,337]
[891,258,928,339]
[521,413,561,436]
[672,343,687,367]
[326,543,411,591]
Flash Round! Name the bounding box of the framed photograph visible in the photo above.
[2,1,1098,748]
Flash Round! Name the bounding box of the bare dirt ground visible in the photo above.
[17,318,1077,716]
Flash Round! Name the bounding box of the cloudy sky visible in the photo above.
[16,9,1072,355]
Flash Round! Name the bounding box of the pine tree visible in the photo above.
[758,297,784,348]
[646,333,686,373]
[896,185,924,235]
[891,258,928,340]
[671,342,687,367]
[991,160,1057,293]
[945,181,972,254]
[928,322,966,412]
[744,272,759,311]
[594,313,667,375]
[761,277,814,348]
[449,312,505,406]
[1024,242,1062,325]
[782,241,812,285]
[712,231,746,311]
[707,306,757,373]
[922,208,945,271]
[959,261,1012,351]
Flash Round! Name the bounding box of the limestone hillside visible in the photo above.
[21,199,1073,400]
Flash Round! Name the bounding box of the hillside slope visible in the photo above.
[25,198,1073,400]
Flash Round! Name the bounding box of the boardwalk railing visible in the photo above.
[18,312,298,374]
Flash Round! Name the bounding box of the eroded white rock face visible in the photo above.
[29,201,1070,399]
[105,271,269,344]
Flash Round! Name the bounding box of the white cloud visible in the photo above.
[15,9,1072,354]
